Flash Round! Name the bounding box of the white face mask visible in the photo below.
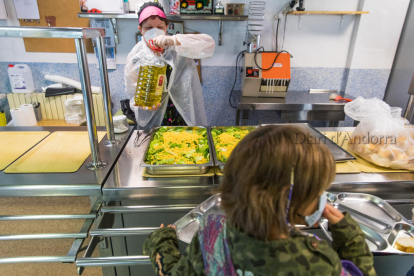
[144,28,165,42]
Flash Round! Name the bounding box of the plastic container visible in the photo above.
[123,0,129,13]
[64,96,86,125]
[8,64,35,93]
[113,115,129,133]
[134,65,167,108]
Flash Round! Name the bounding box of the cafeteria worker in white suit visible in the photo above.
[125,2,215,129]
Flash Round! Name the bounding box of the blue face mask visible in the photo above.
[304,192,327,227]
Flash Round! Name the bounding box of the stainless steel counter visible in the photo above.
[89,127,414,275]
[103,128,414,201]
[103,130,216,202]
[0,126,133,197]
[236,91,355,126]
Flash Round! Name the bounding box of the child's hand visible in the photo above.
[160,223,177,230]
[323,204,344,225]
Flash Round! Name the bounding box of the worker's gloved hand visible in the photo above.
[153,35,177,49]
[137,102,162,111]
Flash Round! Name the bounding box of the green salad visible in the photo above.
[211,127,251,162]
[145,127,210,165]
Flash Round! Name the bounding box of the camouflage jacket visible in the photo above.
[143,213,376,276]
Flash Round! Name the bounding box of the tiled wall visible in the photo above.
[0,62,390,126]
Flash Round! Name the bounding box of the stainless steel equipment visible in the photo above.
[103,128,414,201]
[174,194,223,243]
[0,126,133,197]
[262,123,356,162]
[0,27,117,169]
[140,126,214,175]
[210,126,259,173]
[0,197,103,265]
[174,192,414,256]
[235,91,353,126]
[68,128,414,275]
[320,192,414,254]
[241,52,291,98]
[404,73,414,123]
[244,1,265,53]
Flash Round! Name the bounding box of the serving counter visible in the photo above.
[103,128,414,201]
[85,127,414,275]
[0,126,133,197]
[0,126,133,276]
[1,127,414,276]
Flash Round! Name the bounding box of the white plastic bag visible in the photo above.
[345,96,414,170]
[129,96,168,130]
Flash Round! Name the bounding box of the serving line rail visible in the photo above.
[0,26,117,170]
[0,197,102,264]
[76,203,202,273]
[235,91,355,126]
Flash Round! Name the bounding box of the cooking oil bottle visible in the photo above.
[134,65,167,109]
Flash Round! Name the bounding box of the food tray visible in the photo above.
[140,126,214,175]
[209,126,259,173]
[320,192,414,254]
[175,192,414,255]
[174,194,224,243]
[261,123,356,162]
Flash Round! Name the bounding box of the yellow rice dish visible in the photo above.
[145,127,210,165]
[211,127,250,162]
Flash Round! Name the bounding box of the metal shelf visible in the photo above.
[78,12,248,21]
[287,11,369,30]
[78,13,248,46]
[0,26,104,39]
[288,11,369,15]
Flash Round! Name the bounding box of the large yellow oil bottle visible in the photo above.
[134,65,167,109]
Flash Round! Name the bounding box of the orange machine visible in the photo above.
[241,52,291,97]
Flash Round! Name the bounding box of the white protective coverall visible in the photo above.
[124,34,215,129]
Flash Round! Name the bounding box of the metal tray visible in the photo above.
[209,126,259,173]
[261,123,356,162]
[321,192,414,254]
[174,194,223,243]
[175,192,414,255]
[140,126,214,175]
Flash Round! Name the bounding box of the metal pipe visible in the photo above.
[100,204,196,213]
[0,256,74,264]
[75,38,107,170]
[385,199,414,205]
[96,36,118,146]
[404,94,414,122]
[218,20,223,46]
[0,233,87,241]
[90,227,158,237]
[0,214,96,221]
[0,26,103,39]
[67,218,96,258]
[77,256,151,267]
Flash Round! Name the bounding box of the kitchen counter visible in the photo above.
[103,128,414,202]
[236,91,355,125]
[0,126,133,197]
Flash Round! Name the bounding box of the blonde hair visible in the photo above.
[220,125,335,240]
